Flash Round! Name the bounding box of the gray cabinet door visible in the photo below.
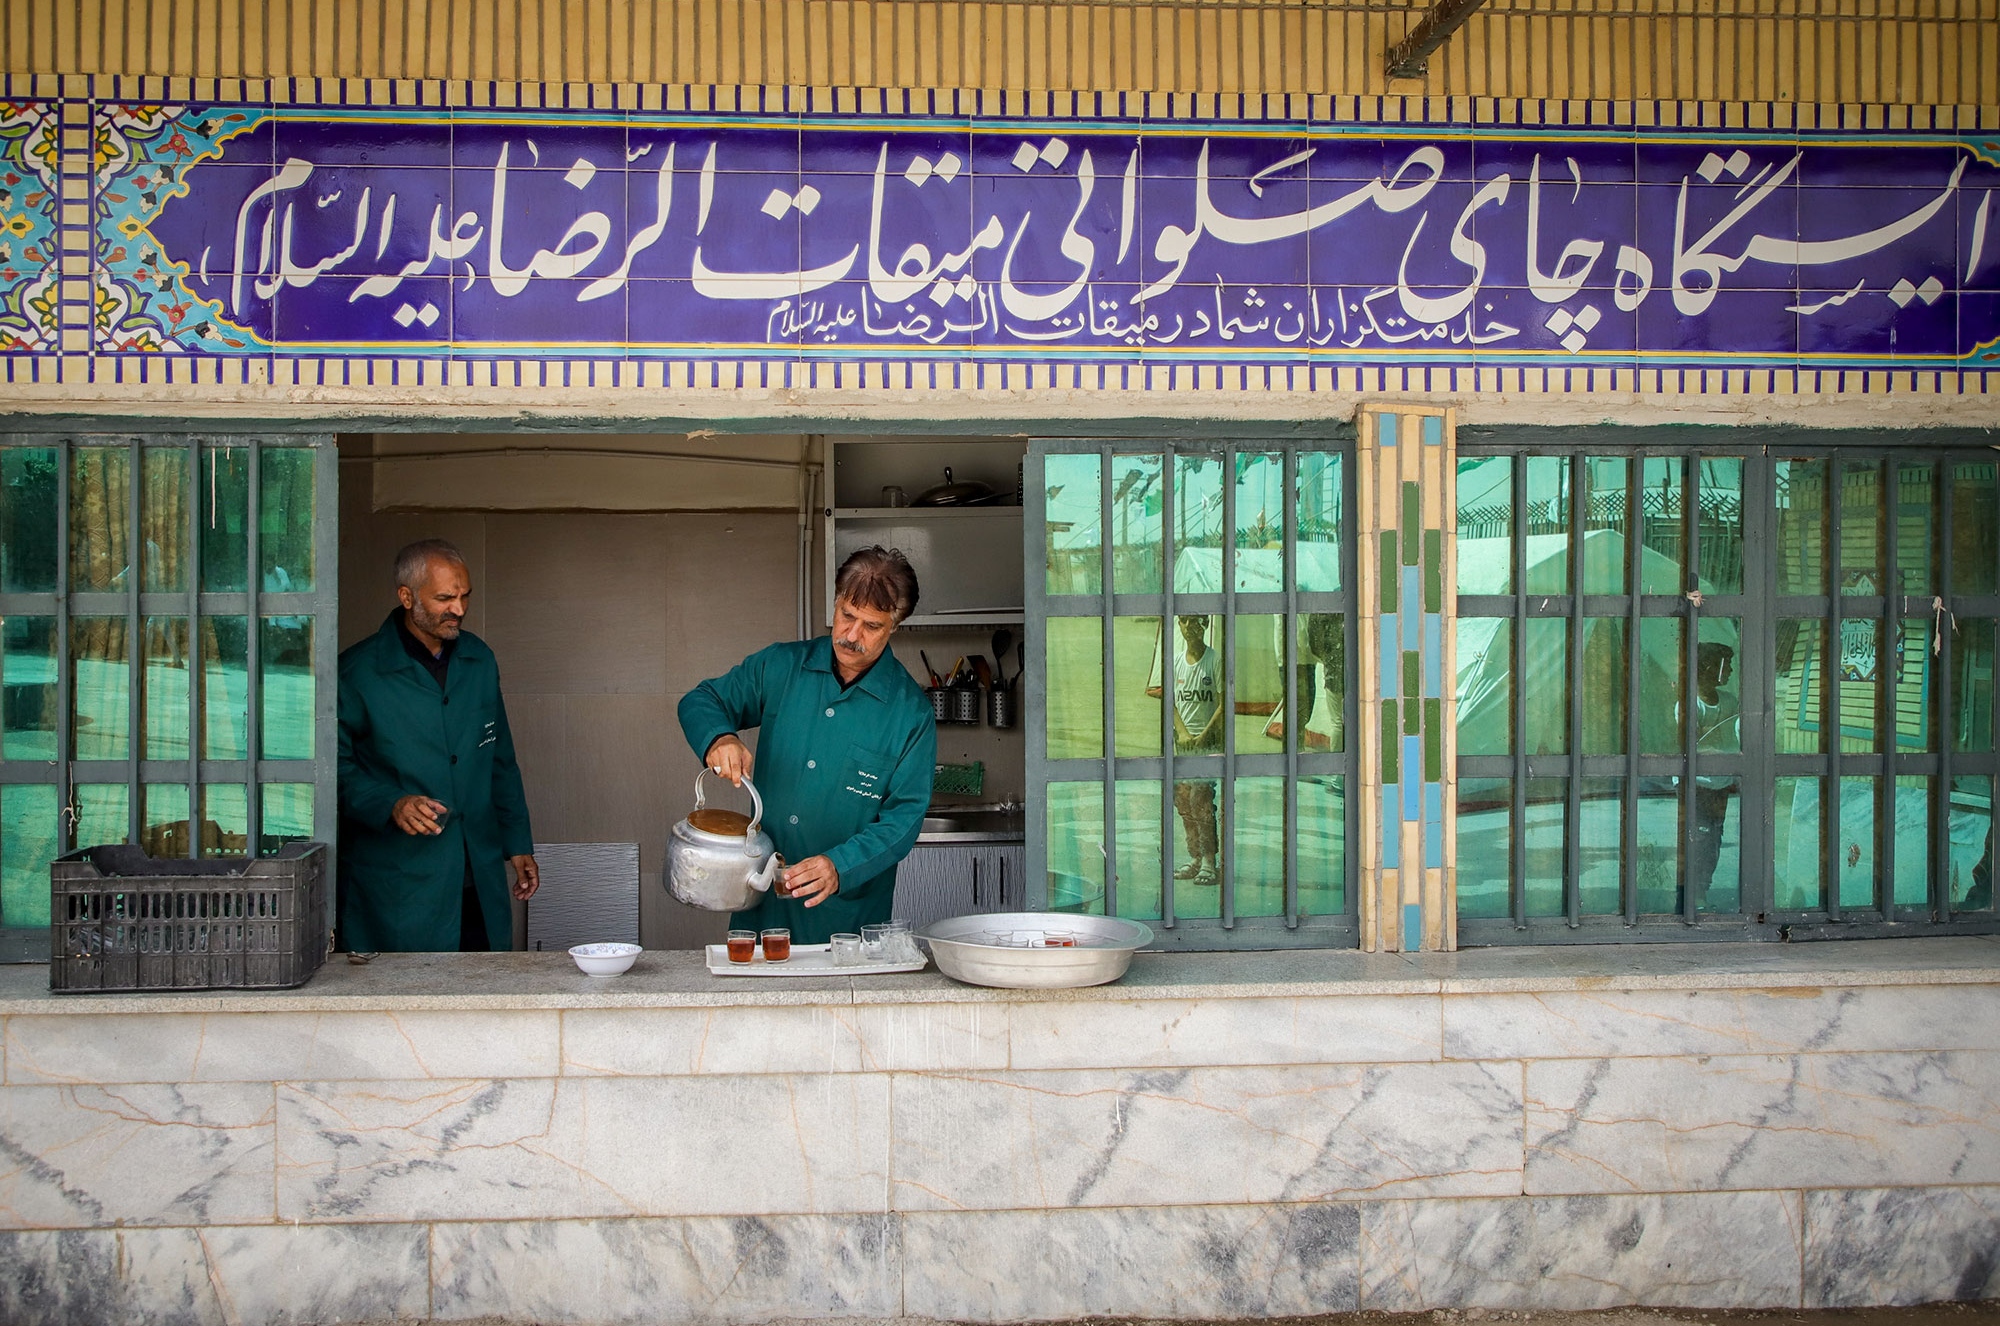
[894,843,1027,929]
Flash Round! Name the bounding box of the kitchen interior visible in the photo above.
[336,432,1028,952]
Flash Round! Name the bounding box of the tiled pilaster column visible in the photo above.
[1355,406,1457,952]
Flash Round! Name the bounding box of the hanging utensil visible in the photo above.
[992,628,1014,687]
[919,650,942,688]
[970,654,993,693]
[1016,639,1026,690]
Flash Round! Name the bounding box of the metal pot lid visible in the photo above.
[913,466,997,506]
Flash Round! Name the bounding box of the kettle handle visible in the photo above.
[693,768,765,848]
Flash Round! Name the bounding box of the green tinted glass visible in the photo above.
[1455,617,1511,756]
[142,616,189,762]
[1523,618,1567,755]
[1045,452,1104,596]
[1838,775,1876,908]
[1232,453,1284,594]
[1948,775,1993,912]
[1,447,59,593]
[1455,777,1511,919]
[1578,618,1627,755]
[1172,453,1224,595]
[1839,462,1883,595]
[202,446,251,593]
[70,447,131,593]
[1894,617,1931,753]
[1639,456,1685,595]
[71,618,129,760]
[1635,783,1682,914]
[1168,615,1224,755]
[1227,775,1286,919]
[259,448,315,592]
[2,616,57,760]
[1894,776,1932,908]
[201,783,249,857]
[1113,778,1164,921]
[1169,772,1222,921]
[1046,781,1107,916]
[1523,456,1570,595]
[1952,620,1993,754]
[1639,618,1683,755]
[1775,620,1826,754]
[261,616,314,760]
[1522,776,1566,917]
[1579,457,1629,596]
[1295,451,1342,593]
[1895,463,1935,594]
[1113,616,1163,758]
[260,783,313,855]
[142,782,190,858]
[1109,454,1163,595]
[142,447,189,593]
[1773,776,1825,911]
[73,782,128,850]
[1235,614,1287,756]
[1456,456,1513,595]
[1837,618,1881,754]
[1950,462,1998,595]
[1044,616,1104,760]
[1577,776,1623,916]
[1775,459,1827,595]
[1298,775,1345,918]
[1,783,58,927]
[1696,457,1744,595]
[202,616,249,760]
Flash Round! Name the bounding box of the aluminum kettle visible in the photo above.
[666,770,784,912]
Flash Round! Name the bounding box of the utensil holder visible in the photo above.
[949,686,983,725]
[988,685,1017,729]
[927,686,950,722]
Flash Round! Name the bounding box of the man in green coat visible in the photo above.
[338,539,540,951]
[679,546,936,946]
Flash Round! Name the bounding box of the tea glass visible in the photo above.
[830,933,863,965]
[760,928,791,962]
[726,929,757,963]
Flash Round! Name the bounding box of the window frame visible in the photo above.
[0,432,339,962]
[1025,435,1361,951]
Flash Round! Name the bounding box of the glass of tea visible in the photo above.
[760,928,791,962]
[1041,929,1076,948]
[726,929,757,963]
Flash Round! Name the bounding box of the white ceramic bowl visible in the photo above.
[569,942,642,976]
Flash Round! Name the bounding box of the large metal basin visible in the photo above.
[918,912,1154,989]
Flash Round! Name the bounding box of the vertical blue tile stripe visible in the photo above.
[1424,783,1443,866]
[1403,741,1422,817]
[1422,613,1442,697]
[1423,415,1443,446]
[1380,616,1399,695]
[1380,413,1399,448]
[1402,569,1421,646]
[1403,903,1422,950]
[1381,792,1401,867]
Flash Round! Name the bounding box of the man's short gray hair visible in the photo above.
[834,545,920,622]
[394,539,467,590]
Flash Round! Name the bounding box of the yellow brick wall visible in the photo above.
[4,0,1996,106]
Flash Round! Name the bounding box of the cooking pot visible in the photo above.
[913,466,998,506]
[666,770,783,912]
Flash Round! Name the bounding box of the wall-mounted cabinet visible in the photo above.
[825,439,1026,628]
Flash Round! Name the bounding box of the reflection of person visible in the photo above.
[680,547,937,945]
[1171,615,1223,886]
[337,540,539,952]
[1683,641,1741,901]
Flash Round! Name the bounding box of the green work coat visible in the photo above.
[678,636,936,945]
[337,610,534,951]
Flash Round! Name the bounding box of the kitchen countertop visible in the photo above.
[914,807,1024,844]
[1,934,1994,1015]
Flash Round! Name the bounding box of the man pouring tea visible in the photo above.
[678,546,937,945]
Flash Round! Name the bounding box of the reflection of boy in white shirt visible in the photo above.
[1172,616,1222,885]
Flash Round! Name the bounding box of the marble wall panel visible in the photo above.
[1525,1051,2000,1194]
[5,1010,562,1085]
[431,1213,901,1323]
[892,1062,1522,1211]
[901,1203,1362,1321]
[1006,995,1442,1070]
[276,1074,893,1222]
[1444,985,2000,1062]
[0,1224,429,1326]
[559,1003,1005,1075]
[1356,1191,1803,1311]
[0,1083,274,1227]
[1804,1186,2000,1308]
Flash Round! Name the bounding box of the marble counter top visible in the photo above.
[3,933,1995,1015]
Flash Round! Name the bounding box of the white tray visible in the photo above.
[704,942,928,977]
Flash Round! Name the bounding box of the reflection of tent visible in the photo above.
[1455,530,1741,754]
[1165,545,1342,595]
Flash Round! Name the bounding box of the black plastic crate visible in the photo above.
[50,843,329,993]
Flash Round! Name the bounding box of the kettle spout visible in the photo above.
[749,853,784,894]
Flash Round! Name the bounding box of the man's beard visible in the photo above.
[413,604,462,638]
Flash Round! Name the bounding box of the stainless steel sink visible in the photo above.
[920,816,964,834]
